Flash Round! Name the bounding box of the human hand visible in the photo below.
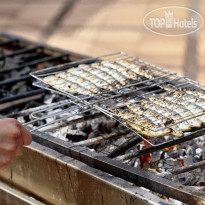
[0,118,32,169]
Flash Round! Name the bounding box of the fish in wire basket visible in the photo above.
[100,60,141,81]
[108,107,172,138]
[79,63,123,88]
[161,85,205,120]
[44,74,97,95]
[115,59,157,79]
[165,95,205,123]
[146,95,203,128]
[140,99,192,132]
[58,68,111,91]
[42,58,162,96]
[125,102,184,137]
[94,63,128,85]
[162,84,205,107]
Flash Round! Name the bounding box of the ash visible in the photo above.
[123,135,205,192]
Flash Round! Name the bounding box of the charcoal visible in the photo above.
[168,150,179,158]
[2,34,205,198]
[202,151,205,161]
[174,172,192,185]
[128,158,136,166]
[190,175,201,186]
[44,94,56,104]
[178,149,186,157]
[151,151,162,162]
[66,130,87,141]
[187,186,205,191]
[194,155,201,162]
[134,158,141,169]
[183,156,194,166]
[186,146,196,156]
[201,168,205,178]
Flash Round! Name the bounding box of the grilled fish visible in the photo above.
[147,95,202,128]
[165,94,205,123]
[45,71,100,95]
[108,107,171,138]
[67,67,112,90]
[54,82,92,96]
[116,59,155,79]
[162,85,205,115]
[84,64,121,88]
[140,99,191,132]
[43,76,68,86]
[97,65,127,85]
[126,103,183,137]
[101,60,141,81]
[177,87,205,99]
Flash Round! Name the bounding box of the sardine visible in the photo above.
[108,107,171,138]
[116,59,155,79]
[103,60,141,80]
[43,76,68,86]
[67,68,112,90]
[140,99,191,132]
[165,94,205,123]
[100,60,128,84]
[126,103,183,137]
[147,95,202,128]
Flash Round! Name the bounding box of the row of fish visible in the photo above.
[43,59,157,96]
[42,57,205,138]
[108,87,205,138]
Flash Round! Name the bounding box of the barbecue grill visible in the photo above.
[1,32,205,205]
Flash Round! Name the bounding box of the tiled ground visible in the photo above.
[0,0,204,83]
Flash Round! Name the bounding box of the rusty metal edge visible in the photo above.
[0,141,170,205]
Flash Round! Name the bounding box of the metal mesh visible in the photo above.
[30,52,205,142]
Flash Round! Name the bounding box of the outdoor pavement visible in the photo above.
[0,0,204,83]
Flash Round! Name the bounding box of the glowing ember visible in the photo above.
[165,145,177,151]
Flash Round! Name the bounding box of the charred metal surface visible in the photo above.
[0,32,87,113]
[79,150,205,205]
[0,181,44,205]
[25,126,205,205]
[108,136,142,158]
[0,89,46,104]
[0,142,167,205]
[1,32,205,205]
[119,127,205,161]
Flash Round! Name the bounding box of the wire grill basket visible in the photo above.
[30,52,205,146]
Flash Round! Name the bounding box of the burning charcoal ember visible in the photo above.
[187,186,205,191]
[186,146,196,156]
[127,158,136,166]
[168,150,180,159]
[162,158,181,171]
[134,158,141,169]
[174,172,192,185]
[183,156,194,166]
[202,150,205,161]
[66,130,87,142]
[168,197,184,205]
[151,151,162,162]
[196,147,203,156]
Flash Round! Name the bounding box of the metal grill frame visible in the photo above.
[29,52,205,146]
